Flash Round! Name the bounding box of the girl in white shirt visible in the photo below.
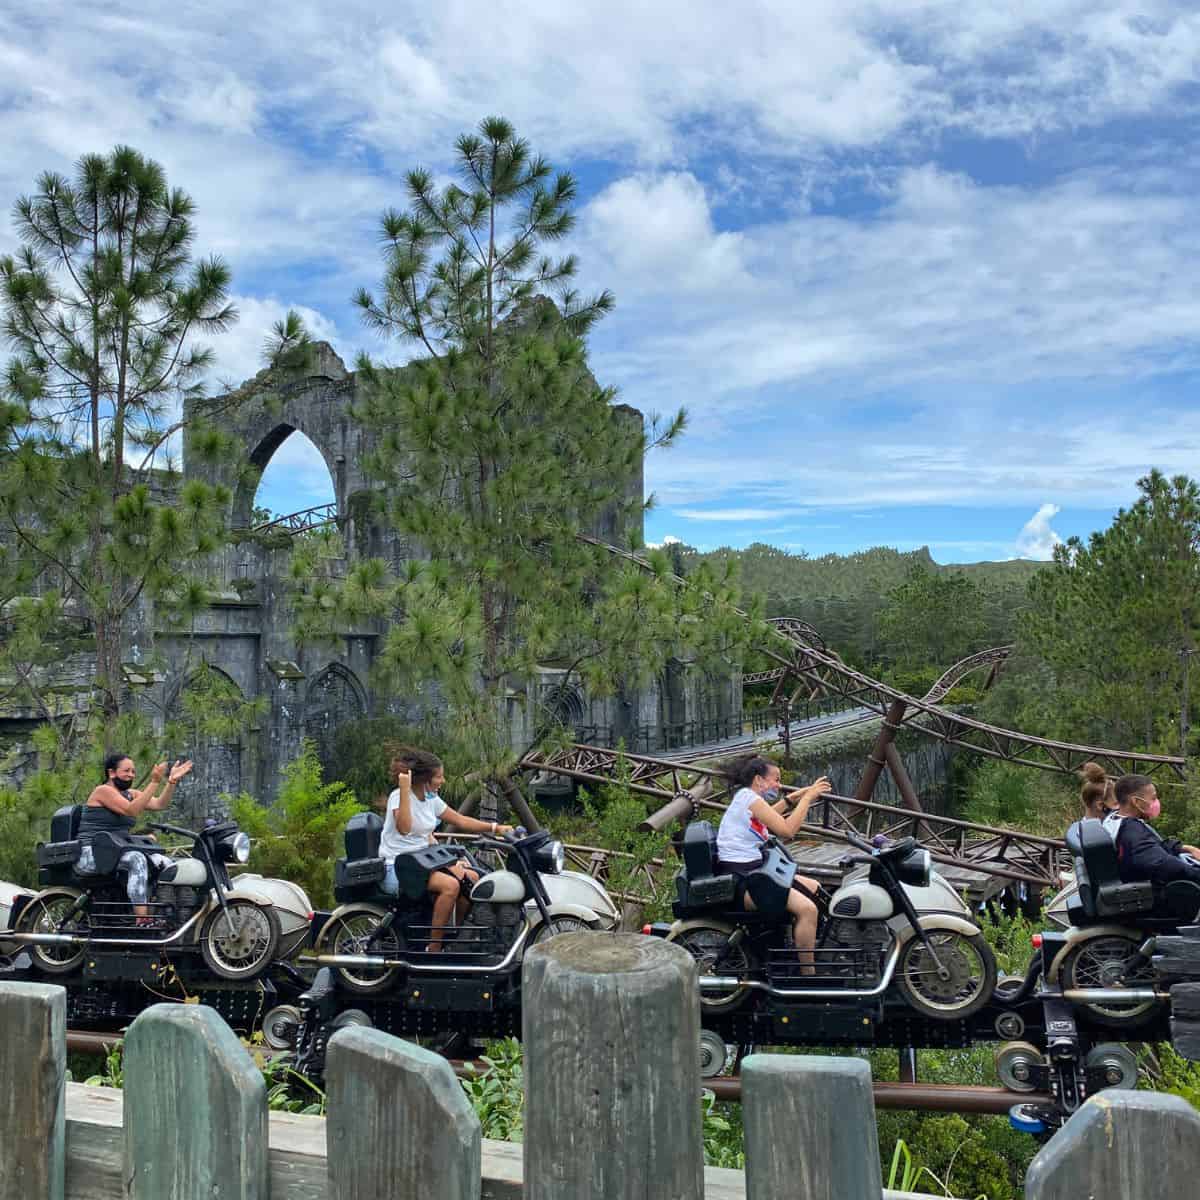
[381,749,512,952]
[716,754,830,972]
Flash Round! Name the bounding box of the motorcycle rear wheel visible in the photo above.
[669,924,757,1014]
[199,900,280,980]
[17,893,87,975]
[1060,934,1158,1028]
[896,930,997,1020]
[325,911,401,994]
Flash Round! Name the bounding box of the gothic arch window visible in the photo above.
[304,665,367,771]
[164,666,246,825]
[542,678,586,728]
[235,423,339,529]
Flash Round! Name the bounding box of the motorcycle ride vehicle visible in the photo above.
[665,821,997,1020]
[311,813,620,994]
[1037,817,1200,1028]
[8,805,311,981]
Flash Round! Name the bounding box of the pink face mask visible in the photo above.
[1141,797,1162,821]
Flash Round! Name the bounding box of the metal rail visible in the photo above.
[61,1030,1049,1116]
[251,502,339,534]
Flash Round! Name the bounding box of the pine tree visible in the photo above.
[0,146,244,728]
[295,117,752,789]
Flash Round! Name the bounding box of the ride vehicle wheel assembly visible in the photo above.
[1061,934,1158,1028]
[323,911,401,995]
[995,1041,1044,1093]
[895,930,998,1020]
[199,900,280,980]
[698,1029,731,1079]
[16,892,87,975]
[1085,1042,1139,1091]
[260,1004,303,1051]
[668,924,756,1014]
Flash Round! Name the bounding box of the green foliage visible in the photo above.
[1007,470,1200,756]
[701,1092,745,1168]
[578,750,674,921]
[879,564,988,675]
[460,1037,525,1142]
[0,769,75,887]
[290,117,754,798]
[0,146,240,722]
[229,741,362,908]
[958,760,1077,839]
[1140,1043,1200,1110]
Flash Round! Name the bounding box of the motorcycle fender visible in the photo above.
[312,902,389,952]
[665,916,738,940]
[891,913,981,946]
[531,902,604,934]
[1044,923,1142,985]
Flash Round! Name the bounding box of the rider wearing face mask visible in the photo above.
[1103,774,1200,886]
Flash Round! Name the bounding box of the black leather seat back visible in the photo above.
[682,822,717,881]
[50,805,82,843]
[344,812,383,860]
[1075,817,1155,918]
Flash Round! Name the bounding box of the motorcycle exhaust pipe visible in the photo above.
[313,954,402,969]
[1061,988,1164,1003]
[5,932,85,946]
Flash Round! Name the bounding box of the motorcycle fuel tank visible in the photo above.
[827,877,894,920]
[471,869,527,904]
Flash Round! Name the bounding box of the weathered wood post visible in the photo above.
[742,1053,882,1200]
[0,981,66,1200]
[122,1003,268,1200]
[325,1026,481,1200]
[523,932,703,1200]
[1024,1090,1200,1199]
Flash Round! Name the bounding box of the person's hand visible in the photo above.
[802,776,832,801]
[395,766,411,783]
[149,761,167,782]
[495,823,514,836]
[168,760,193,784]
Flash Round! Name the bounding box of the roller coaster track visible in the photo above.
[518,742,1067,888]
[576,533,1185,781]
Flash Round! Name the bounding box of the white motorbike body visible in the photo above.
[829,861,973,926]
[540,869,621,928]
[0,880,32,956]
[232,873,315,957]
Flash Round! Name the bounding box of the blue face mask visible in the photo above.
[764,787,780,801]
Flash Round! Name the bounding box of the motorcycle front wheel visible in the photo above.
[895,930,997,1020]
[669,924,757,1014]
[199,900,280,980]
[324,911,401,994]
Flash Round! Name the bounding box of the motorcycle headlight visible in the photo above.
[535,840,565,874]
[219,832,252,863]
[897,848,931,888]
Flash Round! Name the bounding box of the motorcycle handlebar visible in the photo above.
[146,822,198,840]
[843,831,876,854]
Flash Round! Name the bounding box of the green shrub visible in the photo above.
[229,741,362,908]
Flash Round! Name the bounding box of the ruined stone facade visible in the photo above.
[1,346,741,816]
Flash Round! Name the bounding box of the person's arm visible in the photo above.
[750,777,831,839]
[440,807,514,836]
[1124,821,1194,883]
[145,760,193,811]
[392,772,414,834]
[93,782,154,819]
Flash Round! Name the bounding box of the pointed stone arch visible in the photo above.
[303,663,368,772]
[164,666,248,825]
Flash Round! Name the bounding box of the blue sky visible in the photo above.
[3,3,1200,562]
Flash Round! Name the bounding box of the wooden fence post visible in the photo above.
[742,1053,882,1200]
[1025,1090,1200,1199]
[0,981,66,1200]
[522,932,703,1200]
[325,1026,481,1200]
[122,1002,268,1200]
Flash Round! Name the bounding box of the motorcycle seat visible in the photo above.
[677,823,738,907]
[1067,818,1196,924]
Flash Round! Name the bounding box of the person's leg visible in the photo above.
[787,889,818,974]
[122,852,152,921]
[426,872,460,952]
[448,861,479,923]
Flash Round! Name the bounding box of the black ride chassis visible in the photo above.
[0,947,311,1038]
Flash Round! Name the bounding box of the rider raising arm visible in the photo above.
[91,757,194,819]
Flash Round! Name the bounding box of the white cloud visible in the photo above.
[1015,503,1064,560]
[675,507,809,522]
[646,534,683,548]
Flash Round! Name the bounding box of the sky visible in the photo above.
[3,3,1199,562]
